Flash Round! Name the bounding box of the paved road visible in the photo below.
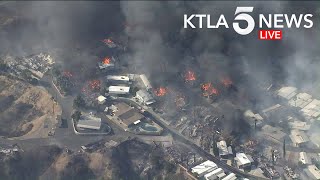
[116,97,269,180]
[0,73,318,179]
[0,74,129,151]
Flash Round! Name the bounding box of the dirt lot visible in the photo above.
[0,75,61,138]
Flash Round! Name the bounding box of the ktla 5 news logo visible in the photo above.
[184,7,314,40]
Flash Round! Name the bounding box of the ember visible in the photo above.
[221,77,233,87]
[103,57,111,65]
[88,80,101,91]
[201,83,218,96]
[154,87,168,97]
[102,38,113,44]
[184,70,196,82]
[63,71,73,78]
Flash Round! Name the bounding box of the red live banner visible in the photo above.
[259,30,282,40]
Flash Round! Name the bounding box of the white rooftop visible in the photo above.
[277,86,297,100]
[204,168,224,180]
[236,153,253,166]
[262,104,282,114]
[290,130,310,145]
[221,173,237,180]
[139,74,152,90]
[301,99,320,118]
[97,95,107,102]
[108,86,130,94]
[136,89,155,105]
[217,141,230,156]
[288,93,313,109]
[304,165,320,180]
[106,75,130,82]
[289,120,311,131]
[77,114,101,130]
[299,152,312,165]
[244,110,264,124]
[191,160,217,177]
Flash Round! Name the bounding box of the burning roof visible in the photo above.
[221,77,233,87]
[154,87,168,97]
[184,70,196,82]
[102,38,117,48]
[98,56,115,69]
[201,83,218,97]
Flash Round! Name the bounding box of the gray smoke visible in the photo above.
[1,1,319,137]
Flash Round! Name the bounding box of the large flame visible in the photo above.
[221,77,233,87]
[103,57,111,65]
[154,87,167,96]
[201,83,218,96]
[185,70,196,82]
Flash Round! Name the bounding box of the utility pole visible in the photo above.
[283,139,286,158]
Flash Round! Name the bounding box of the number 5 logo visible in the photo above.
[233,7,255,35]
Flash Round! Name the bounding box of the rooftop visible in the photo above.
[299,152,312,165]
[106,75,130,82]
[301,99,320,119]
[118,108,144,127]
[288,93,313,109]
[244,110,264,125]
[261,125,286,142]
[108,86,130,94]
[217,141,230,156]
[289,120,311,131]
[139,74,152,90]
[191,160,217,177]
[290,130,310,144]
[262,104,282,114]
[97,95,107,102]
[236,153,254,165]
[277,86,297,100]
[204,168,224,179]
[77,114,101,130]
[304,165,320,180]
[113,102,145,127]
[221,173,237,180]
[136,89,155,105]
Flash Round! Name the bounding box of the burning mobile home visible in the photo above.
[98,56,115,70]
[102,38,117,48]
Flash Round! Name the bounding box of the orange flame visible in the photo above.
[102,38,113,44]
[201,83,218,96]
[154,87,167,96]
[221,77,232,87]
[88,80,101,91]
[63,71,73,78]
[103,57,111,65]
[185,70,196,82]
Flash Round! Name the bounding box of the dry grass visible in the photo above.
[0,75,61,138]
